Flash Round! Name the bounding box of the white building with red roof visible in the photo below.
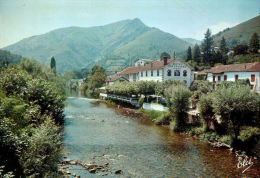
[205,62,260,91]
[114,56,194,87]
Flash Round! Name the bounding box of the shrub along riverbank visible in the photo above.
[105,80,260,157]
[0,59,66,177]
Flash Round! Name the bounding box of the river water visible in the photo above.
[63,97,260,177]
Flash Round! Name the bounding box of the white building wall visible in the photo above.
[207,71,260,92]
[138,69,163,82]
[163,62,193,87]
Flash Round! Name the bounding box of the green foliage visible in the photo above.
[0,59,65,176]
[25,79,65,125]
[198,94,214,131]
[238,126,260,142]
[0,67,30,96]
[249,32,260,53]
[192,44,201,63]
[165,84,191,131]
[189,127,205,136]
[213,84,260,140]
[186,46,192,61]
[87,65,106,96]
[0,49,22,68]
[20,118,61,177]
[228,53,260,64]
[160,52,171,60]
[106,81,158,96]
[50,56,56,74]
[220,36,228,55]
[233,44,248,56]
[219,135,233,145]
[190,80,211,103]
[202,29,214,65]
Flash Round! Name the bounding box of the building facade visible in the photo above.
[116,57,194,87]
[164,61,194,87]
[206,62,260,92]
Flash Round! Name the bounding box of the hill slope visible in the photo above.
[182,38,201,45]
[213,15,260,49]
[3,18,190,73]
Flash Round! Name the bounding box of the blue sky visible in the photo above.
[0,0,259,47]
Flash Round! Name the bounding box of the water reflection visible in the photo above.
[63,97,260,177]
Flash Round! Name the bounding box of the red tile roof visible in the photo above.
[208,62,260,74]
[118,58,174,75]
[106,75,128,82]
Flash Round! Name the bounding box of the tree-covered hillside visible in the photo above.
[3,18,190,73]
[213,15,260,49]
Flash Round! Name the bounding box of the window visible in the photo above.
[167,69,171,76]
[174,70,180,76]
[213,75,215,82]
[183,70,187,77]
[146,71,147,77]
[224,75,227,81]
[151,70,153,76]
[251,74,255,82]
[235,75,238,81]
[157,69,159,76]
[218,76,221,81]
[141,71,143,77]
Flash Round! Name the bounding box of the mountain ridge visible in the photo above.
[3,18,190,73]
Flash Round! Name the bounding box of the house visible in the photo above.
[135,59,153,67]
[138,57,174,82]
[163,59,194,87]
[118,66,142,82]
[106,75,129,86]
[115,56,194,86]
[205,62,260,92]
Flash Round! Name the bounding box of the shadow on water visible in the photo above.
[62,97,260,177]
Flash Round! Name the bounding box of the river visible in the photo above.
[62,97,260,177]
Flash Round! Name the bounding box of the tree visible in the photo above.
[201,29,214,65]
[198,94,214,131]
[249,33,259,53]
[213,84,259,141]
[219,36,228,64]
[233,45,248,56]
[88,65,106,95]
[192,44,201,63]
[50,56,56,74]
[186,46,192,61]
[220,36,228,54]
[165,84,191,131]
[160,52,171,60]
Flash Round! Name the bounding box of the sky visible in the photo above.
[0,0,259,48]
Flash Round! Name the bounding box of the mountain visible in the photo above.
[3,18,190,73]
[213,15,260,49]
[182,38,201,45]
[0,49,23,66]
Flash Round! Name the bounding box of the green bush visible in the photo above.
[165,84,191,131]
[198,94,215,131]
[0,60,66,176]
[219,135,233,145]
[189,127,205,136]
[238,126,260,143]
[20,118,61,177]
[213,84,260,140]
